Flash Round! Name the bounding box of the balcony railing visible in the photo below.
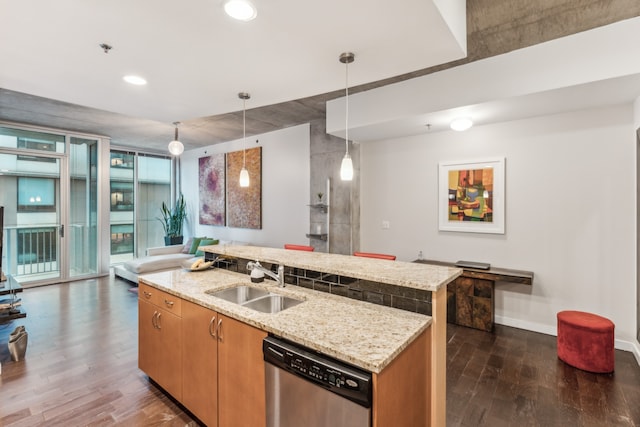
[2,224,97,281]
[2,225,60,277]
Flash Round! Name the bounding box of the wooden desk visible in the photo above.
[415,260,533,331]
[0,274,26,324]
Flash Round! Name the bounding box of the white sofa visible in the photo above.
[113,240,249,284]
[113,244,195,284]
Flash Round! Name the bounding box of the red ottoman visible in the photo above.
[557,311,615,373]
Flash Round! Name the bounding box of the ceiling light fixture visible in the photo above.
[450,117,473,131]
[224,0,257,21]
[168,122,184,156]
[123,75,147,85]
[239,92,250,188]
[339,52,355,181]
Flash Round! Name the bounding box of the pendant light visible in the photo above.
[238,92,250,188]
[339,52,354,181]
[168,122,184,156]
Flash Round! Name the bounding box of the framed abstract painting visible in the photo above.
[199,153,226,226]
[438,157,505,234]
[227,147,262,229]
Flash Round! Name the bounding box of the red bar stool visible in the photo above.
[284,244,314,251]
[353,252,396,261]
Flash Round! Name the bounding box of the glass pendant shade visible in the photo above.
[168,122,184,155]
[239,167,250,187]
[168,139,184,155]
[340,153,353,181]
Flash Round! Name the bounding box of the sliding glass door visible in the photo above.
[69,137,98,278]
[0,125,101,286]
[0,127,64,284]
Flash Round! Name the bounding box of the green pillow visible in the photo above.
[189,237,206,254]
[195,239,219,256]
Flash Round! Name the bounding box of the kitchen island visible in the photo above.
[139,246,461,426]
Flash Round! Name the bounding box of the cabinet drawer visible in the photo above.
[139,283,182,317]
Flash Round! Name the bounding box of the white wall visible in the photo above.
[361,105,638,351]
[180,124,310,249]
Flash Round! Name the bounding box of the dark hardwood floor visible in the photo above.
[0,276,638,426]
[447,321,640,426]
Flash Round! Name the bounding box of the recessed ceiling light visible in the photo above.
[224,0,257,21]
[450,117,473,131]
[123,75,147,85]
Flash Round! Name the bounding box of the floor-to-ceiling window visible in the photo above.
[0,124,103,286]
[109,149,171,265]
[69,137,98,278]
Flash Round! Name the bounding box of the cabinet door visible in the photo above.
[138,298,160,380]
[154,306,183,400]
[182,300,218,427]
[218,315,267,427]
[139,296,183,400]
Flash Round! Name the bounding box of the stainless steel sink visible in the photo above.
[206,285,269,304]
[242,294,303,313]
[206,285,303,313]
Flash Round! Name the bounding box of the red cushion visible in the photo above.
[284,244,314,252]
[557,310,615,373]
[353,252,396,261]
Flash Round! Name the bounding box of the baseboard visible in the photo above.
[494,315,556,337]
[495,315,640,366]
[630,341,640,366]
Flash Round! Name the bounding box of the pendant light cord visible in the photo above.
[242,97,247,167]
[345,59,349,155]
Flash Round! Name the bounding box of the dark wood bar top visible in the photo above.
[414,259,533,286]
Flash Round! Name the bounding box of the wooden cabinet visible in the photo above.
[182,300,218,427]
[140,283,267,427]
[138,283,183,400]
[217,315,267,427]
[373,326,431,427]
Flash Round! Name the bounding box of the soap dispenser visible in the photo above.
[250,264,265,283]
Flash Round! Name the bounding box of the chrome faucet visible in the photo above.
[247,260,285,287]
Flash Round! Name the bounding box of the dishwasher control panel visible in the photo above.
[263,336,372,407]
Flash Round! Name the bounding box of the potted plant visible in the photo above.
[158,193,186,246]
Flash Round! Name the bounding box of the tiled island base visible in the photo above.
[208,255,434,315]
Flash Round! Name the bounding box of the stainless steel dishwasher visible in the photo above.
[263,336,372,427]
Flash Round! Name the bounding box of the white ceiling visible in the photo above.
[327,16,640,141]
[0,0,466,124]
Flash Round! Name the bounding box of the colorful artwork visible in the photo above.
[199,153,226,226]
[439,158,505,234]
[227,147,262,229]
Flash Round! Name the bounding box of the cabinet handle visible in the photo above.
[164,299,174,308]
[209,316,217,338]
[217,318,223,342]
[143,291,152,299]
[156,312,162,330]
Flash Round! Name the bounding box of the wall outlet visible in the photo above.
[381,220,390,229]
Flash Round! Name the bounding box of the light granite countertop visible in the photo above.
[200,245,462,292]
[139,267,433,374]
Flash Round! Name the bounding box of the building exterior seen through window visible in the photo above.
[109,151,171,264]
